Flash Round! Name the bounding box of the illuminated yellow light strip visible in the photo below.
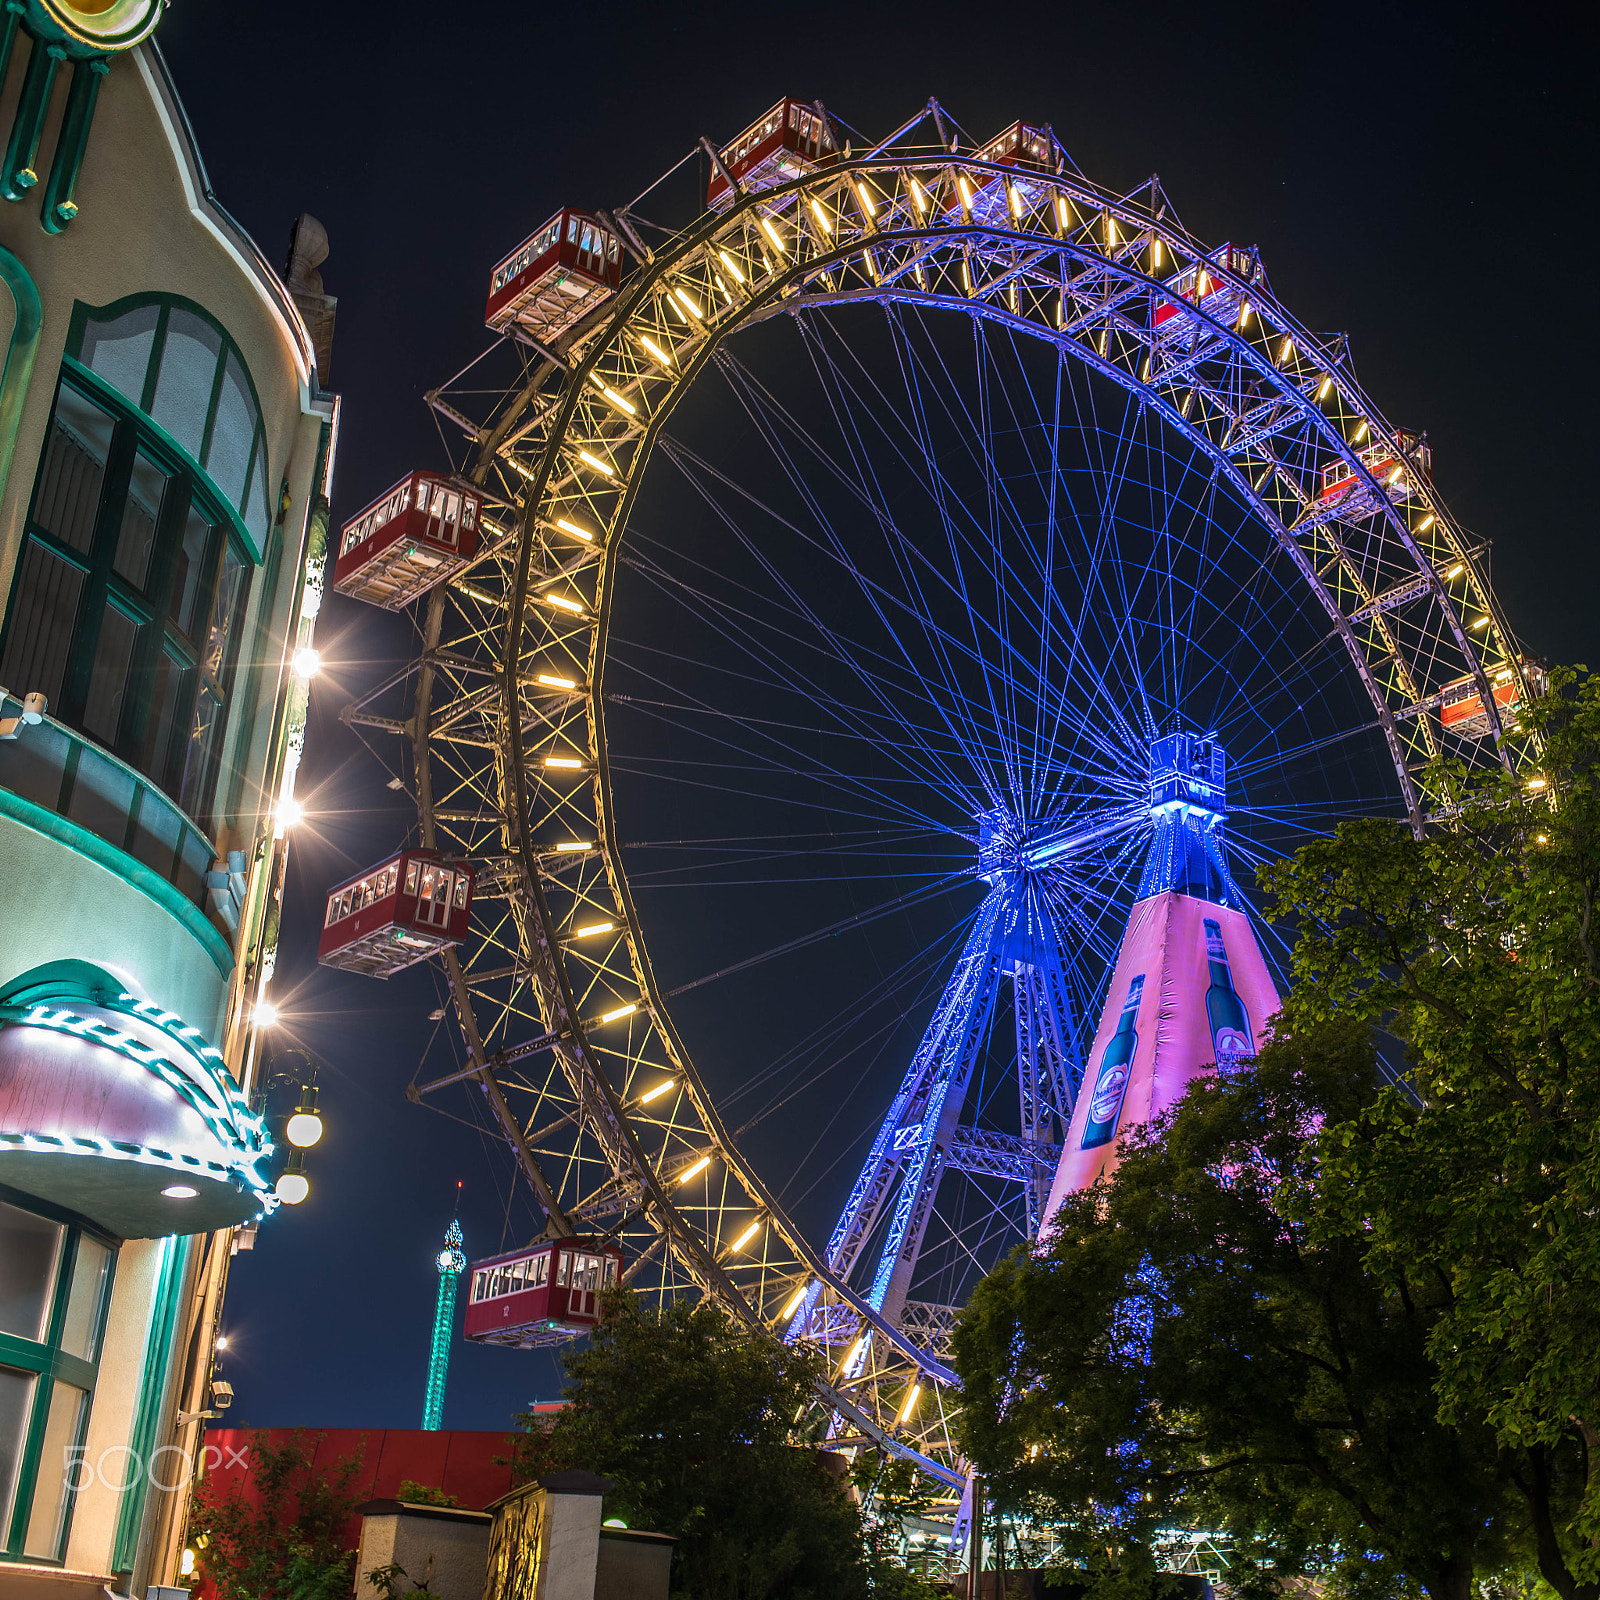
[1445,562,1463,579]
[638,333,673,367]
[1150,235,1161,267]
[1104,212,1116,246]
[639,1079,675,1104]
[554,517,594,541]
[555,840,593,852]
[577,449,614,477]
[678,1153,712,1183]
[1318,376,1332,400]
[536,673,577,690]
[908,175,927,213]
[544,593,584,613]
[1417,513,1436,532]
[1008,184,1024,221]
[1055,193,1071,232]
[672,286,702,320]
[781,1282,810,1319]
[761,215,786,255]
[856,180,876,217]
[809,197,833,235]
[545,754,584,769]
[1526,777,1548,791]
[1471,615,1491,630]
[571,921,616,939]
[600,385,635,415]
[730,1219,762,1252]
[1279,337,1294,363]
[1353,420,1369,443]
[900,1383,921,1423]
[718,249,745,284]
[600,1000,638,1024]
[840,1334,867,1371]
[957,175,973,212]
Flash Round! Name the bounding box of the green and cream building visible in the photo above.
[0,3,336,1591]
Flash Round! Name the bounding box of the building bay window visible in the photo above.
[0,296,267,838]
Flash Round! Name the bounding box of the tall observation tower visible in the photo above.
[423,1215,466,1430]
[1044,733,1280,1213]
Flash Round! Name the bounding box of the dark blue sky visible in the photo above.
[153,0,1594,1434]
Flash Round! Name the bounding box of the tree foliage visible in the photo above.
[955,1022,1525,1600]
[189,1430,365,1600]
[1262,666,1600,1596]
[508,1293,869,1600]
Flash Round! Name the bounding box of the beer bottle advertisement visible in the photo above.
[1081,974,1145,1149]
[1203,918,1254,1072]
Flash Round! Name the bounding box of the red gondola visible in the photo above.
[706,97,837,211]
[1441,660,1546,739]
[463,1238,624,1346]
[332,472,483,610]
[944,121,1055,224]
[318,849,474,978]
[485,209,621,341]
[1151,244,1266,344]
[1318,429,1432,514]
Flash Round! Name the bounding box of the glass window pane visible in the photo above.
[0,1366,37,1536]
[59,1238,112,1363]
[242,440,272,549]
[115,451,168,589]
[205,351,256,509]
[170,506,212,636]
[82,603,140,744]
[0,1204,63,1341]
[177,684,222,820]
[23,1380,88,1558]
[136,649,186,786]
[0,538,85,708]
[149,309,221,461]
[80,303,159,406]
[203,544,245,682]
[33,386,115,554]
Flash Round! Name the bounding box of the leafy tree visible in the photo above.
[394,1479,458,1507]
[1262,666,1600,1596]
[508,1292,868,1600]
[953,1022,1523,1600]
[851,1450,944,1598]
[189,1430,365,1600]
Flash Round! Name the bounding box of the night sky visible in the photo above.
[152,1,1593,1434]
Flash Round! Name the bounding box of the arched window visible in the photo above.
[0,297,270,836]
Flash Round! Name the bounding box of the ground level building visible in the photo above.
[0,4,336,1590]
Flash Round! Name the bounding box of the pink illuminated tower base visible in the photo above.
[1044,733,1280,1217]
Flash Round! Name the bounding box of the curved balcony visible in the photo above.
[0,693,232,971]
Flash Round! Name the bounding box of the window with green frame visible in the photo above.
[0,297,267,837]
[0,1190,115,1565]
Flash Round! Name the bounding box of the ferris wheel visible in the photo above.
[326,97,1534,1489]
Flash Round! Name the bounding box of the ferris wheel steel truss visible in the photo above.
[347,100,1529,1486]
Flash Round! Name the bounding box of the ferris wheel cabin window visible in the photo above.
[0,298,269,837]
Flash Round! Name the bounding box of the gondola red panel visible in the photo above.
[318,850,474,978]
[485,209,621,341]
[464,1239,624,1347]
[332,472,482,610]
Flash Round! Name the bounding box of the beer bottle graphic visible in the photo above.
[1081,975,1145,1149]
[1203,918,1254,1073]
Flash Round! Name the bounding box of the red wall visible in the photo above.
[202,1424,519,1512]
[193,1424,521,1594]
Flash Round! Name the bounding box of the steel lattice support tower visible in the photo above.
[423,1218,465,1431]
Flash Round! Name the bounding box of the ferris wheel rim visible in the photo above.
[402,118,1529,1476]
